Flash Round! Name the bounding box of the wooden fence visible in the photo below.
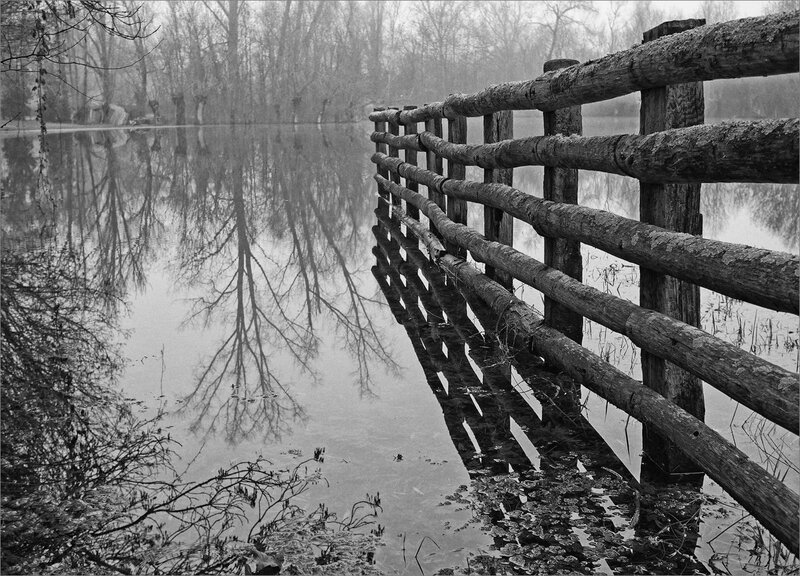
[368,12,799,554]
[372,210,710,573]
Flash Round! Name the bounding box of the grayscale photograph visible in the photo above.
[1,1,798,574]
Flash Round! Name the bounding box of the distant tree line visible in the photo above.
[1,0,797,126]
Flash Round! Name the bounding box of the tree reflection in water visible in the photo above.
[2,125,399,447]
[0,244,370,573]
[176,125,311,442]
[0,125,392,572]
[170,125,398,443]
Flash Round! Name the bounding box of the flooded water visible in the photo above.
[1,118,797,575]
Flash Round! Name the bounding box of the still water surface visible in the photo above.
[2,118,797,574]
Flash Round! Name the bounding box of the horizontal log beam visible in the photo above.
[375,176,799,434]
[372,152,799,314]
[369,12,799,122]
[371,118,799,184]
[372,131,424,152]
[399,215,799,553]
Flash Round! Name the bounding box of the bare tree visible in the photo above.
[201,0,241,122]
[413,0,478,97]
[696,0,738,23]
[764,0,800,12]
[1,1,154,126]
[477,1,538,83]
[535,0,597,61]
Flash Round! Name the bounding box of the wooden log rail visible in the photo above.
[372,218,705,568]
[372,152,800,314]
[374,176,799,434]
[376,213,754,573]
[369,12,798,123]
[370,10,800,555]
[371,119,799,184]
[380,196,799,554]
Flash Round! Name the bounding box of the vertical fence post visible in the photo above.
[388,107,402,206]
[483,110,514,290]
[543,59,583,344]
[425,115,445,238]
[374,107,388,200]
[446,115,467,259]
[639,19,706,480]
[480,111,514,392]
[403,106,420,235]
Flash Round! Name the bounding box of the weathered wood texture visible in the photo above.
[372,152,799,314]
[388,197,799,554]
[371,119,799,183]
[375,176,799,434]
[639,19,706,477]
[371,131,424,151]
[446,115,467,258]
[389,205,445,258]
[425,116,445,237]
[369,12,799,122]
[483,110,514,289]
[543,59,583,344]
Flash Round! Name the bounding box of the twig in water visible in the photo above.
[624,414,632,460]
[414,536,440,575]
[707,513,751,545]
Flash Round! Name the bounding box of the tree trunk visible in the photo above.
[134,36,148,117]
[172,92,186,126]
[194,95,207,125]
[227,0,240,123]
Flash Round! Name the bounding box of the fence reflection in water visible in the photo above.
[372,209,709,575]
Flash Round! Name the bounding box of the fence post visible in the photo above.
[425,114,445,238]
[403,106,420,232]
[388,106,402,206]
[446,115,468,259]
[543,59,583,344]
[483,110,514,290]
[639,19,706,481]
[374,106,388,198]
